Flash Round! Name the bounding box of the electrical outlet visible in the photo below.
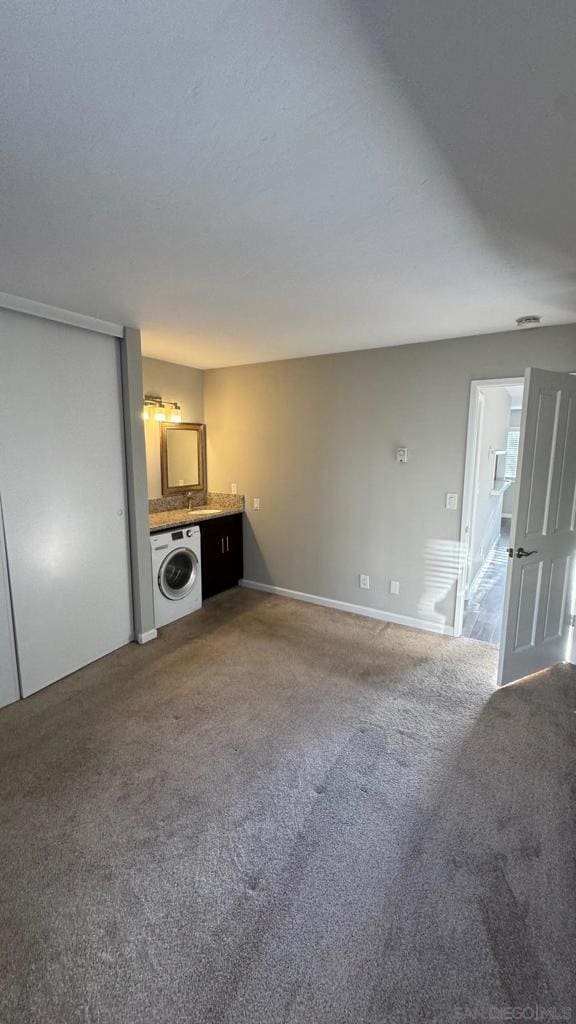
[231,482,238,495]
[359,574,370,590]
[253,497,261,510]
[390,580,400,595]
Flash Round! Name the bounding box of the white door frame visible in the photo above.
[466,389,485,599]
[453,376,524,638]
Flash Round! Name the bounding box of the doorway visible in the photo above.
[455,378,524,646]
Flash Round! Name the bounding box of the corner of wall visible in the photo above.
[121,328,156,640]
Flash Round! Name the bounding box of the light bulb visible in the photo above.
[171,405,182,423]
[154,405,166,422]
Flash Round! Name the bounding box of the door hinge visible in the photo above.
[569,613,576,628]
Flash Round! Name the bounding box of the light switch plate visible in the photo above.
[253,497,261,510]
[445,492,458,510]
[390,580,400,595]
[359,574,370,590]
[231,482,238,495]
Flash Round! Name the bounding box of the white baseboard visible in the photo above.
[137,628,158,644]
[240,579,454,636]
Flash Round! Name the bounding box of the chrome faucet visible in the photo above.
[187,492,194,510]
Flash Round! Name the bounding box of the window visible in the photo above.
[505,428,520,479]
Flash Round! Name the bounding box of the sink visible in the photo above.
[190,508,222,516]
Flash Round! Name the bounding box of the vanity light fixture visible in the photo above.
[142,395,182,423]
[142,396,163,421]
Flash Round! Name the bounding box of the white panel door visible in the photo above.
[0,496,20,707]
[0,310,132,696]
[498,368,576,685]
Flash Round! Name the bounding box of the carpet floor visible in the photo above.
[0,588,574,1024]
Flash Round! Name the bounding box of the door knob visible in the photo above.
[516,546,538,558]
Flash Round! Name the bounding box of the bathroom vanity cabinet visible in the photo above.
[199,513,244,599]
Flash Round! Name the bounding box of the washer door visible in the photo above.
[158,547,199,600]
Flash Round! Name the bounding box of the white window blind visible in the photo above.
[505,428,520,479]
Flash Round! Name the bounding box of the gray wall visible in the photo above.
[204,324,576,632]
[142,357,204,498]
[122,329,157,642]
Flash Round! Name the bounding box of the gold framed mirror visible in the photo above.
[160,422,206,496]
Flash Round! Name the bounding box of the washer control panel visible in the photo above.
[169,527,199,540]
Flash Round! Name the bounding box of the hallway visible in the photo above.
[462,519,510,646]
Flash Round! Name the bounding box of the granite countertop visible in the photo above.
[149,505,244,533]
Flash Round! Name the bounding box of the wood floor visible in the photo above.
[462,519,510,646]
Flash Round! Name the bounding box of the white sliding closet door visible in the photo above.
[0,310,132,697]
[0,497,19,707]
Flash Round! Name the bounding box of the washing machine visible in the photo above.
[150,525,202,627]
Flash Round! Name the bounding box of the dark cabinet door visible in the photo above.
[224,513,243,584]
[200,519,227,599]
[200,514,243,599]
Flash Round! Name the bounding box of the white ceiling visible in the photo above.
[2,1,576,368]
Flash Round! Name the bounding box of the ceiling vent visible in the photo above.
[515,314,542,328]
